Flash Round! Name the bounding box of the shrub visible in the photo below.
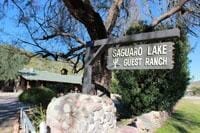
[28,105,46,132]
[19,87,56,107]
[111,23,190,116]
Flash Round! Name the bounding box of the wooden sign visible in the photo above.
[107,42,174,70]
[83,29,180,94]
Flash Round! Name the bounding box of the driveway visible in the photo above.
[0,92,24,133]
[183,96,200,100]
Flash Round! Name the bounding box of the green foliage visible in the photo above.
[46,83,73,94]
[19,87,56,107]
[29,105,46,132]
[0,45,29,81]
[25,57,82,74]
[111,23,190,115]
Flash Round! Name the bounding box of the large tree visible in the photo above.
[0,45,29,81]
[0,0,199,95]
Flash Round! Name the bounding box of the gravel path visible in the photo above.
[0,93,24,133]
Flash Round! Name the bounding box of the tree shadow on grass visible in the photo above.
[170,111,200,132]
[171,123,188,133]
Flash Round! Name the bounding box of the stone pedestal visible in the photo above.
[46,93,116,133]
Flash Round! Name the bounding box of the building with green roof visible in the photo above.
[18,68,83,92]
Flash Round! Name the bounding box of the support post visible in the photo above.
[82,47,94,94]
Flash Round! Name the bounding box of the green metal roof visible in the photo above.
[19,69,82,85]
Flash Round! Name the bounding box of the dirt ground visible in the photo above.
[0,93,22,133]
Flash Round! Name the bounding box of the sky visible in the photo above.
[137,0,200,81]
[0,1,200,81]
[189,35,200,81]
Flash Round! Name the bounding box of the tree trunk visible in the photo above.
[62,0,111,96]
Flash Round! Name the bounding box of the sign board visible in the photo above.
[83,29,180,94]
[107,42,174,70]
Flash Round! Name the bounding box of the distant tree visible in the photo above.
[0,45,29,81]
[111,22,190,115]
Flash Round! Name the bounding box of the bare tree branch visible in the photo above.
[59,32,86,46]
[151,0,191,27]
[59,45,85,59]
[37,31,86,46]
[105,0,123,34]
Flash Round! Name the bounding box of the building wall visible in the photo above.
[18,76,82,93]
[0,80,15,92]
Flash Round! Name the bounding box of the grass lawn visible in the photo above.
[156,98,200,133]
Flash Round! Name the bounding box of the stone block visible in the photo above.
[46,93,116,133]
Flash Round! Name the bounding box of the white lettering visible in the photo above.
[145,57,168,66]
[147,45,168,55]
[112,47,143,58]
[123,58,142,67]
[163,45,167,54]
[112,49,117,57]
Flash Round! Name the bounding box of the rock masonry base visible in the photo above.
[46,93,117,133]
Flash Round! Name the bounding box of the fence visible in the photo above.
[20,108,36,133]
